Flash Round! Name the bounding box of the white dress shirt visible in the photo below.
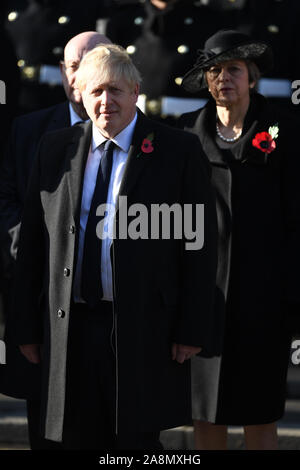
[73,112,137,302]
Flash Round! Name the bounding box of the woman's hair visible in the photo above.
[76,43,142,91]
[246,60,261,86]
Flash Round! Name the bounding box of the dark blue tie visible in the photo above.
[81,140,114,307]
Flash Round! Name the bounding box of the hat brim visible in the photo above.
[182,42,273,94]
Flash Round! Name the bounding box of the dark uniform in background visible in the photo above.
[227,0,300,81]
[4,0,297,117]
[4,0,300,116]
[0,3,20,156]
[207,0,300,113]
[104,0,224,121]
[4,0,111,114]
[102,0,300,120]
[236,0,300,112]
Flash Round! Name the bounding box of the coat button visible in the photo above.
[134,17,144,25]
[267,24,279,34]
[184,17,193,25]
[69,225,75,234]
[126,45,136,55]
[57,309,65,318]
[58,16,70,24]
[52,46,63,56]
[175,77,183,86]
[8,11,18,21]
[63,268,70,277]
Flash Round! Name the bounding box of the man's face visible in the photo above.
[81,72,139,138]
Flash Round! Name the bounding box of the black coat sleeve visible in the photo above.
[282,116,300,333]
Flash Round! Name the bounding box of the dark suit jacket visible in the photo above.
[13,109,218,441]
[0,101,70,279]
[0,101,70,399]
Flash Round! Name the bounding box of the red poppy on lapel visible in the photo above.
[137,133,154,158]
[252,131,276,154]
[141,138,154,153]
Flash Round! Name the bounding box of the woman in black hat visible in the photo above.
[179,29,300,449]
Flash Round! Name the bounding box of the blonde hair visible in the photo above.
[76,43,142,91]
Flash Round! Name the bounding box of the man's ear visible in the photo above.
[59,61,66,81]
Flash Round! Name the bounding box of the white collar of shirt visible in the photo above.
[91,112,138,153]
[69,102,89,126]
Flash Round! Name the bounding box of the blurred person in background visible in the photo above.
[0,31,111,450]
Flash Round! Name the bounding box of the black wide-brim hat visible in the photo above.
[182,29,273,93]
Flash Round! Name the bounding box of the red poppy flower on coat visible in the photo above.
[141,138,154,154]
[252,132,276,154]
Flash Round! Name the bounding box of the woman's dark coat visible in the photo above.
[179,93,300,424]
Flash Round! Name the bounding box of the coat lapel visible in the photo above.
[116,110,156,211]
[65,121,92,221]
[189,94,278,167]
[233,95,279,165]
[189,102,229,168]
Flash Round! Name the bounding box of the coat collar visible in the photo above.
[66,120,92,221]
[117,108,156,206]
[195,102,227,167]
[46,101,70,133]
[192,93,279,167]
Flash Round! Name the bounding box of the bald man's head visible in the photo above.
[64,32,112,64]
[60,31,111,119]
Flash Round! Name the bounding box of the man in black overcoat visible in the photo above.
[12,43,219,449]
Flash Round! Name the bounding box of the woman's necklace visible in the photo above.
[216,121,242,143]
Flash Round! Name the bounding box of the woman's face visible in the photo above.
[206,60,253,107]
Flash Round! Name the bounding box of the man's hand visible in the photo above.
[171,343,202,364]
[19,344,42,364]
